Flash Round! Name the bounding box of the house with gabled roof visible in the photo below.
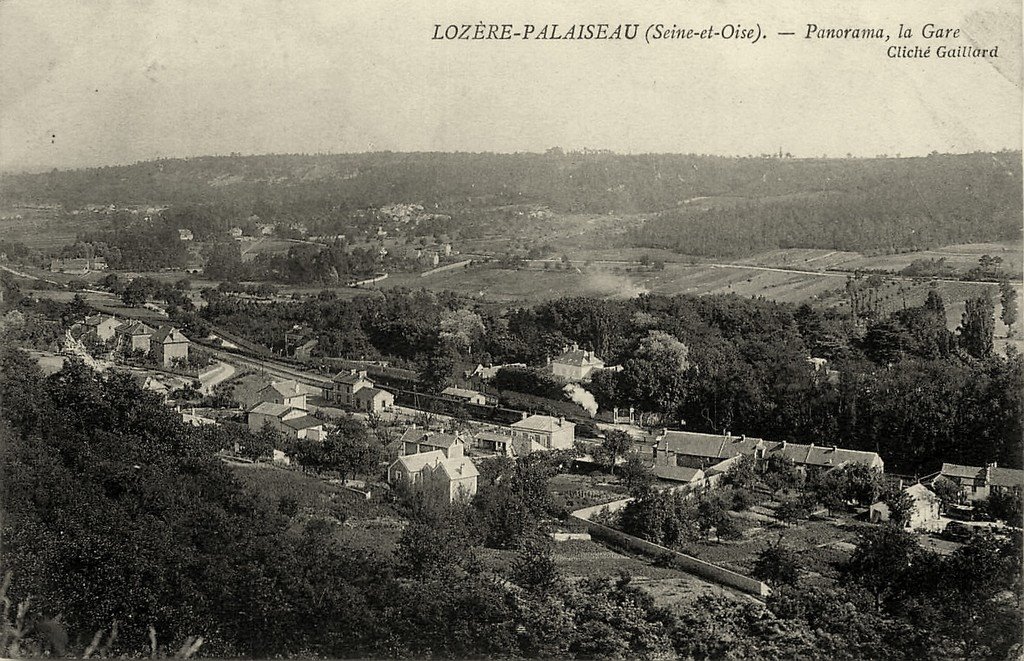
[869,483,942,531]
[84,314,122,342]
[510,413,575,452]
[932,462,1024,503]
[354,386,394,413]
[388,450,479,502]
[247,402,324,441]
[115,320,155,353]
[152,326,189,366]
[331,369,375,406]
[400,426,465,458]
[256,379,307,410]
[549,343,605,381]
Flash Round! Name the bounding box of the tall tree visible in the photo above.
[960,291,995,359]
[999,280,1018,337]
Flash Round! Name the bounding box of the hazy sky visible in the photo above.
[1,0,1020,171]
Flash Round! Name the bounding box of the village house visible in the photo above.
[151,326,190,367]
[84,314,122,343]
[229,227,243,239]
[247,402,325,441]
[549,343,605,381]
[652,465,707,492]
[353,386,395,414]
[115,320,155,353]
[510,413,575,452]
[256,379,307,410]
[473,428,514,456]
[650,430,885,474]
[441,386,487,406]
[388,451,479,503]
[869,483,942,531]
[177,229,194,241]
[400,427,466,458]
[931,463,1024,503]
[331,369,375,406]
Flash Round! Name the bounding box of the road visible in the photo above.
[198,360,237,394]
[0,263,61,285]
[201,343,331,395]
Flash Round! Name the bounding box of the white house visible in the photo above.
[510,414,575,452]
[256,379,307,410]
[388,450,479,503]
[549,343,605,381]
[247,402,324,441]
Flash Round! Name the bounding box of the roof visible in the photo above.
[442,386,484,399]
[393,451,480,481]
[474,429,512,443]
[394,450,447,473]
[989,467,1024,489]
[152,326,188,344]
[248,401,293,417]
[653,465,705,483]
[401,428,462,449]
[940,463,984,480]
[260,380,303,399]
[354,386,392,401]
[655,431,765,461]
[333,370,371,385]
[117,320,155,336]
[941,463,1024,488]
[905,483,940,504]
[436,456,480,481]
[282,414,323,431]
[85,314,118,327]
[776,443,882,469]
[654,430,882,469]
[552,348,604,368]
[512,414,575,433]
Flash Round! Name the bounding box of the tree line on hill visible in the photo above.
[3,151,1020,258]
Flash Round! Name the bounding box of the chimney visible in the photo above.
[782,441,787,450]
[661,427,668,437]
[558,416,565,427]
[521,411,528,420]
[724,430,731,438]
[831,445,837,452]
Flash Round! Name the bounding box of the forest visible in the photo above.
[2,151,1020,257]
[1,350,1020,659]
[194,287,1023,475]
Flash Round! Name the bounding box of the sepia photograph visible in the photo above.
[0,0,1021,659]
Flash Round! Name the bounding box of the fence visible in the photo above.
[571,499,771,598]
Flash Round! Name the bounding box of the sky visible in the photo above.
[1,0,1020,172]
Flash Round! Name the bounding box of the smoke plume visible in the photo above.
[564,383,598,417]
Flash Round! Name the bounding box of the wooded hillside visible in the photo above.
[3,151,1020,256]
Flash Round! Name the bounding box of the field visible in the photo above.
[0,206,107,249]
